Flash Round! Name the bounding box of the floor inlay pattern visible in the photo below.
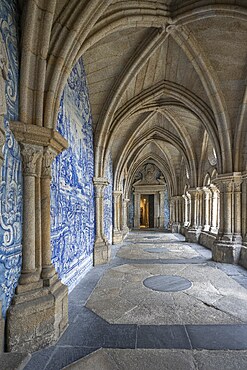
[24,230,247,370]
[143,275,192,292]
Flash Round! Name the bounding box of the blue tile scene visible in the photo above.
[50,58,95,291]
[2,2,247,369]
[0,0,22,317]
[164,189,170,228]
[104,153,113,244]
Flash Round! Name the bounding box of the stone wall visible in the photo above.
[51,58,95,291]
[0,0,22,318]
[104,154,113,244]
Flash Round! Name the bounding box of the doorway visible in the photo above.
[140,194,154,228]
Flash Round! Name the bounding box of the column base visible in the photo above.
[212,241,242,264]
[198,231,217,250]
[94,240,110,265]
[6,278,68,352]
[122,226,129,237]
[171,222,181,233]
[239,246,247,269]
[185,228,201,243]
[112,230,123,245]
[42,265,57,287]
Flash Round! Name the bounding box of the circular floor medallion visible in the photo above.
[144,247,168,253]
[143,275,192,292]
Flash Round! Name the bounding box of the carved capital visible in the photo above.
[21,144,42,176]
[188,188,199,200]
[233,177,242,192]
[41,147,57,178]
[93,177,109,198]
[113,191,122,201]
[213,173,242,193]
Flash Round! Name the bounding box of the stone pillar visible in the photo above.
[170,196,174,230]
[35,157,42,274]
[122,198,130,236]
[197,188,204,230]
[242,175,247,246]
[210,185,219,234]
[7,144,68,352]
[240,174,247,268]
[93,177,110,264]
[182,195,189,227]
[186,188,201,242]
[203,187,211,232]
[212,173,242,263]
[171,196,181,233]
[113,190,123,244]
[154,193,159,228]
[40,148,57,285]
[159,191,165,228]
[19,144,42,285]
[133,192,140,229]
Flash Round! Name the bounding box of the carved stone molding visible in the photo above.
[41,147,57,178]
[21,144,42,176]
[10,121,68,154]
[93,177,109,197]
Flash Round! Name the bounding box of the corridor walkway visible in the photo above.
[24,231,247,370]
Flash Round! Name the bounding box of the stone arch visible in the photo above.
[125,152,175,200]
[114,126,192,194]
[97,81,220,179]
[203,172,211,187]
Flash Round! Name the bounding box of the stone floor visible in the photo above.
[24,230,247,369]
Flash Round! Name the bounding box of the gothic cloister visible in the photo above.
[1,0,247,369]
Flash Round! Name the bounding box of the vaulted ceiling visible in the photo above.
[21,0,247,195]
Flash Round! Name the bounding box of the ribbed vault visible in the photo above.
[19,0,247,196]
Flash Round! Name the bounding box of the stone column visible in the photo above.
[186,188,201,242]
[122,198,130,236]
[240,174,247,268]
[154,193,159,228]
[170,197,175,227]
[6,125,69,352]
[113,190,123,244]
[242,175,247,246]
[171,196,181,233]
[93,177,110,264]
[210,185,219,234]
[19,144,42,285]
[203,187,211,232]
[212,173,242,263]
[41,148,57,285]
[133,192,140,229]
[159,191,165,228]
[182,195,189,227]
[35,156,42,274]
[197,188,204,230]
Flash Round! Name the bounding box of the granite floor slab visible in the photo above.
[24,230,247,370]
[63,348,247,370]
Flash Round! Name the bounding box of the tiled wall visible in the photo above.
[164,189,170,228]
[104,154,113,244]
[0,0,22,317]
[51,58,95,291]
